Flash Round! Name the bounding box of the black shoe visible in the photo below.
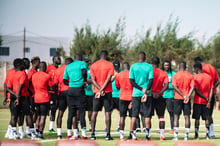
[105,134,113,140]
[127,133,132,139]
[90,134,96,140]
[57,135,62,140]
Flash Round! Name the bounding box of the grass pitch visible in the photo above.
[0,99,220,146]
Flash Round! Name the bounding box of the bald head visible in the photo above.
[39,61,47,72]
[179,61,186,71]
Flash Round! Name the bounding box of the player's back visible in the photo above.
[152,68,168,93]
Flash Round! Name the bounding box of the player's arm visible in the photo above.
[100,74,112,92]
[158,82,168,95]
[91,76,101,90]
[173,86,185,97]
[3,83,8,105]
[214,79,220,89]
[63,67,69,86]
[130,79,143,91]
[207,88,214,108]
[195,88,208,101]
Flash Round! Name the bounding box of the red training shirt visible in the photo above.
[8,70,29,97]
[194,73,213,105]
[115,71,133,101]
[90,60,114,93]
[32,72,54,103]
[4,68,16,99]
[202,64,218,94]
[27,68,38,97]
[54,65,69,92]
[172,71,194,100]
[46,64,57,93]
[151,68,169,96]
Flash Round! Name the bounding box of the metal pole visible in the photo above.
[23,27,26,58]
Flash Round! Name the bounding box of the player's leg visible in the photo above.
[173,99,182,141]
[143,96,153,140]
[49,93,57,133]
[156,96,166,140]
[104,93,113,140]
[183,100,191,141]
[192,104,201,139]
[166,98,174,133]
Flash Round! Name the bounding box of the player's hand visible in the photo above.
[207,102,211,109]
[95,92,101,99]
[14,99,19,106]
[84,82,88,88]
[153,93,160,99]
[142,88,147,94]
[100,90,105,96]
[141,94,147,102]
[184,96,189,104]
[215,94,219,101]
[128,102,132,109]
[3,98,7,105]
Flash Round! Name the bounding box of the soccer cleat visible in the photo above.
[146,135,151,141]
[105,134,113,140]
[82,136,88,139]
[184,136,188,141]
[160,136,165,140]
[170,129,174,134]
[173,136,178,141]
[26,133,32,138]
[103,128,107,132]
[131,132,137,140]
[90,134,96,140]
[36,133,44,140]
[31,132,37,140]
[136,128,141,133]
[10,131,20,140]
[19,132,25,139]
[67,135,72,139]
[49,129,56,133]
[57,135,62,140]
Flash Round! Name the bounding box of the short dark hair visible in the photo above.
[113,60,120,70]
[138,51,146,60]
[152,56,160,65]
[13,58,23,68]
[31,56,40,64]
[194,56,203,62]
[65,57,73,65]
[100,50,108,57]
[193,62,202,70]
[52,55,60,61]
[123,62,130,70]
[180,61,187,69]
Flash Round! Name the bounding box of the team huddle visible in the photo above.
[3,50,219,141]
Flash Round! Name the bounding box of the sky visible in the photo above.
[1,0,220,43]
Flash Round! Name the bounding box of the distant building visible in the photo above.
[0,35,71,63]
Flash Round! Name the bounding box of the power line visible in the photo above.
[2,30,23,36]
[2,40,23,45]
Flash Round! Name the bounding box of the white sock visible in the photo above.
[82,128,87,137]
[160,129,165,137]
[26,126,30,134]
[73,129,78,137]
[185,128,190,137]
[174,127,178,137]
[19,126,24,134]
[57,128,62,136]
[49,121,54,130]
[67,129,72,136]
[5,125,11,137]
[33,123,36,130]
[12,127,16,132]
[210,123,215,136]
[120,130,124,139]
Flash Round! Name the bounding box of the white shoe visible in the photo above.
[5,129,10,138]
[184,136,188,141]
[19,132,26,139]
[31,132,37,139]
[173,136,178,141]
[11,131,20,139]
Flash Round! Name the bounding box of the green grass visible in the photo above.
[1,105,220,146]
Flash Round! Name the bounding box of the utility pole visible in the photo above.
[23,27,26,58]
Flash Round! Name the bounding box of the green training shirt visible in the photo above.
[163,70,175,98]
[84,68,94,96]
[63,60,87,87]
[129,62,153,97]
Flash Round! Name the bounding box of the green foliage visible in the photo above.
[70,16,220,73]
[70,17,126,63]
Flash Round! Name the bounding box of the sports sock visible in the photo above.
[57,128,62,136]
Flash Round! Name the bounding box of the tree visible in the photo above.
[70,17,127,62]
